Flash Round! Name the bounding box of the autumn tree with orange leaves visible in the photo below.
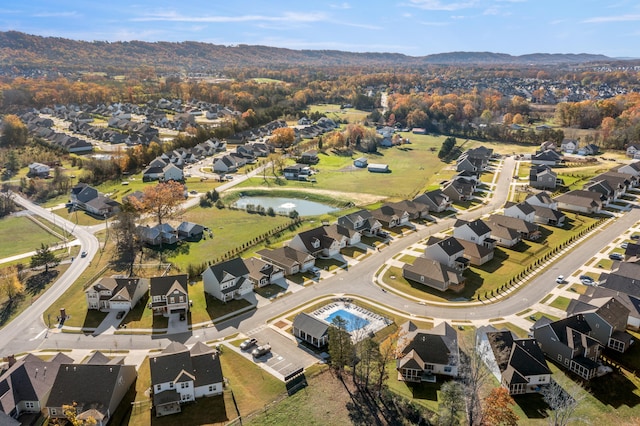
[131,180,185,225]
[482,387,518,426]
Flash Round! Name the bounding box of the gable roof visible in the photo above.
[454,218,491,236]
[427,236,464,256]
[149,274,188,298]
[206,258,250,282]
[399,321,458,366]
[293,312,330,340]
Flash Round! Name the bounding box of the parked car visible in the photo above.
[579,275,595,286]
[609,253,624,261]
[555,275,565,284]
[631,234,640,240]
[240,338,258,350]
[116,310,125,319]
[621,242,629,249]
[252,344,272,357]
[310,266,321,276]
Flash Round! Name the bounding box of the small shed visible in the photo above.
[354,157,368,168]
[368,163,390,173]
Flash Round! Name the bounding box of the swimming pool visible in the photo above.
[325,309,370,332]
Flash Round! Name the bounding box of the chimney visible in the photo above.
[7,355,16,367]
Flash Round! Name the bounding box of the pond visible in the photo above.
[232,196,338,216]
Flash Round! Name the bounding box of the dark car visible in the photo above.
[116,310,125,319]
[609,253,624,261]
[80,251,88,258]
[632,234,640,240]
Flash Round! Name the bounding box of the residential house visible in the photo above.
[539,140,557,151]
[45,363,137,425]
[396,321,459,382]
[288,226,345,258]
[202,258,253,302]
[530,205,566,227]
[424,236,468,271]
[555,190,603,214]
[84,196,121,217]
[583,179,616,204]
[85,276,148,312]
[561,139,579,154]
[212,155,240,173]
[176,222,205,241]
[442,177,475,201]
[242,257,284,288]
[162,163,184,182]
[353,157,368,168]
[486,221,522,247]
[337,210,383,236]
[256,246,316,275]
[0,353,73,423]
[626,144,640,159]
[70,183,98,210]
[142,158,168,181]
[282,164,311,180]
[578,286,640,331]
[456,156,483,174]
[503,202,536,223]
[27,162,51,178]
[300,150,319,165]
[413,189,452,213]
[532,315,601,380]
[565,296,635,353]
[150,342,223,417]
[615,161,640,176]
[526,191,557,209]
[578,144,599,156]
[487,214,540,240]
[149,274,190,316]
[531,149,562,166]
[137,223,179,246]
[402,257,465,292]
[529,165,561,190]
[453,219,494,246]
[386,200,430,221]
[455,239,495,266]
[370,205,411,228]
[292,312,330,348]
[481,328,551,395]
[601,171,638,191]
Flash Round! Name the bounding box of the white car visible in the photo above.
[556,275,565,284]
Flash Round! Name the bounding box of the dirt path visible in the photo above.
[226,186,388,206]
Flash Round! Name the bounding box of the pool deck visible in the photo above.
[311,301,390,340]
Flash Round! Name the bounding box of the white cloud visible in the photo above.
[32,11,80,18]
[131,11,327,24]
[419,21,449,26]
[330,2,351,9]
[407,0,477,11]
[583,14,640,23]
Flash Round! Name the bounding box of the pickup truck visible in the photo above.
[252,344,271,358]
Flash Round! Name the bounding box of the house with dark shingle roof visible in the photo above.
[413,189,451,213]
[202,258,253,302]
[424,236,468,271]
[288,225,348,258]
[256,246,316,275]
[149,274,190,316]
[0,353,73,423]
[85,276,148,312]
[531,149,562,166]
[487,214,540,241]
[292,312,330,348]
[45,363,137,425]
[396,321,459,382]
[555,190,603,214]
[503,201,536,223]
[482,329,551,395]
[337,210,383,236]
[370,204,411,228]
[149,341,223,417]
[529,164,560,189]
[242,257,284,288]
[402,257,465,292]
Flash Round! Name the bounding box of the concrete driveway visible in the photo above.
[93,310,124,335]
[167,313,189,334]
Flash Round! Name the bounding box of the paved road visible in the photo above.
[1,156,637,359]
[0,194,100,355]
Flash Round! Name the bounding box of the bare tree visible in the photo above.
[459,334,492,426]
[541,380,585,426]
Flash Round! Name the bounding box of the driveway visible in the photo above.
[93,310,124,335]
[167,313,189,334]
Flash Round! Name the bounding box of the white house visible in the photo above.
[424,236,468,270]
[202,258,253,302]
[85,276,149,312]
[503,202,536,223]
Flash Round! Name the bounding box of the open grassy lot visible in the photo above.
[165,205,294,271]
[307,103,370,124]
[0,216,62,258]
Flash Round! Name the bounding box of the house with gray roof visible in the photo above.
[149,274,190,316]
[256,246,316,275]
[288,225,349,258]
[45,363,137,425]
[0,353,73,424]
[242,257,284,288]
[370,204,411,228]
[202,258,253,302]
[480,328,551,395]
[532,149,562,166]
[555,190,603,214]
[292,312,330,348]
[149,341,223,417]
[85,276,148,312]
[503,201,536,223]
[487,214,540,241]
[396,321,459,382]
[413,189,451,213]
[337,210,383,236]
[403,257,465,293]
[424,236,468,271]
[529,165,561,189]
[27,162,51,178]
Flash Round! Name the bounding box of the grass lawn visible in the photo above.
[307,103,370,124]
[189,280,253,324]
[52,207,106,227]
[165,205,294,271]
[385,362,441,413]
[549,296,572,311]
[0,216,62,258]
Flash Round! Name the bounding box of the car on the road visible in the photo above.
[116,310,125,319]
[579,275,595,286]
[555,275,565,284]
[252,344,271,358]
[80,251,88,258]
[225,175,234,180]
[609,253,624,261]
[240,338,258,350]
[189,190,198,194]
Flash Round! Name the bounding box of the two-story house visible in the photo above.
[370,205,411,228]
[396,321,459,382]
[452,219,495,266]
[503,202,536,223]
[149,274,190,316]
[85,276,148,312]
[555,190,603,214]
[150,341,223,417]
[242,257,285,288]
[288,226,346,258]
[202,258,253,302]
[413,189,452,213]
[529,164,561,190]
[424,236,468,271]
[337,210,383,236]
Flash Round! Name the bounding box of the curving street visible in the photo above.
[1,156,637,361]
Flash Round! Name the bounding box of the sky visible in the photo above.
[1,0,639,58]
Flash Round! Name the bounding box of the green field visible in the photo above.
[307,103,370,124]
[0,216,62,259]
